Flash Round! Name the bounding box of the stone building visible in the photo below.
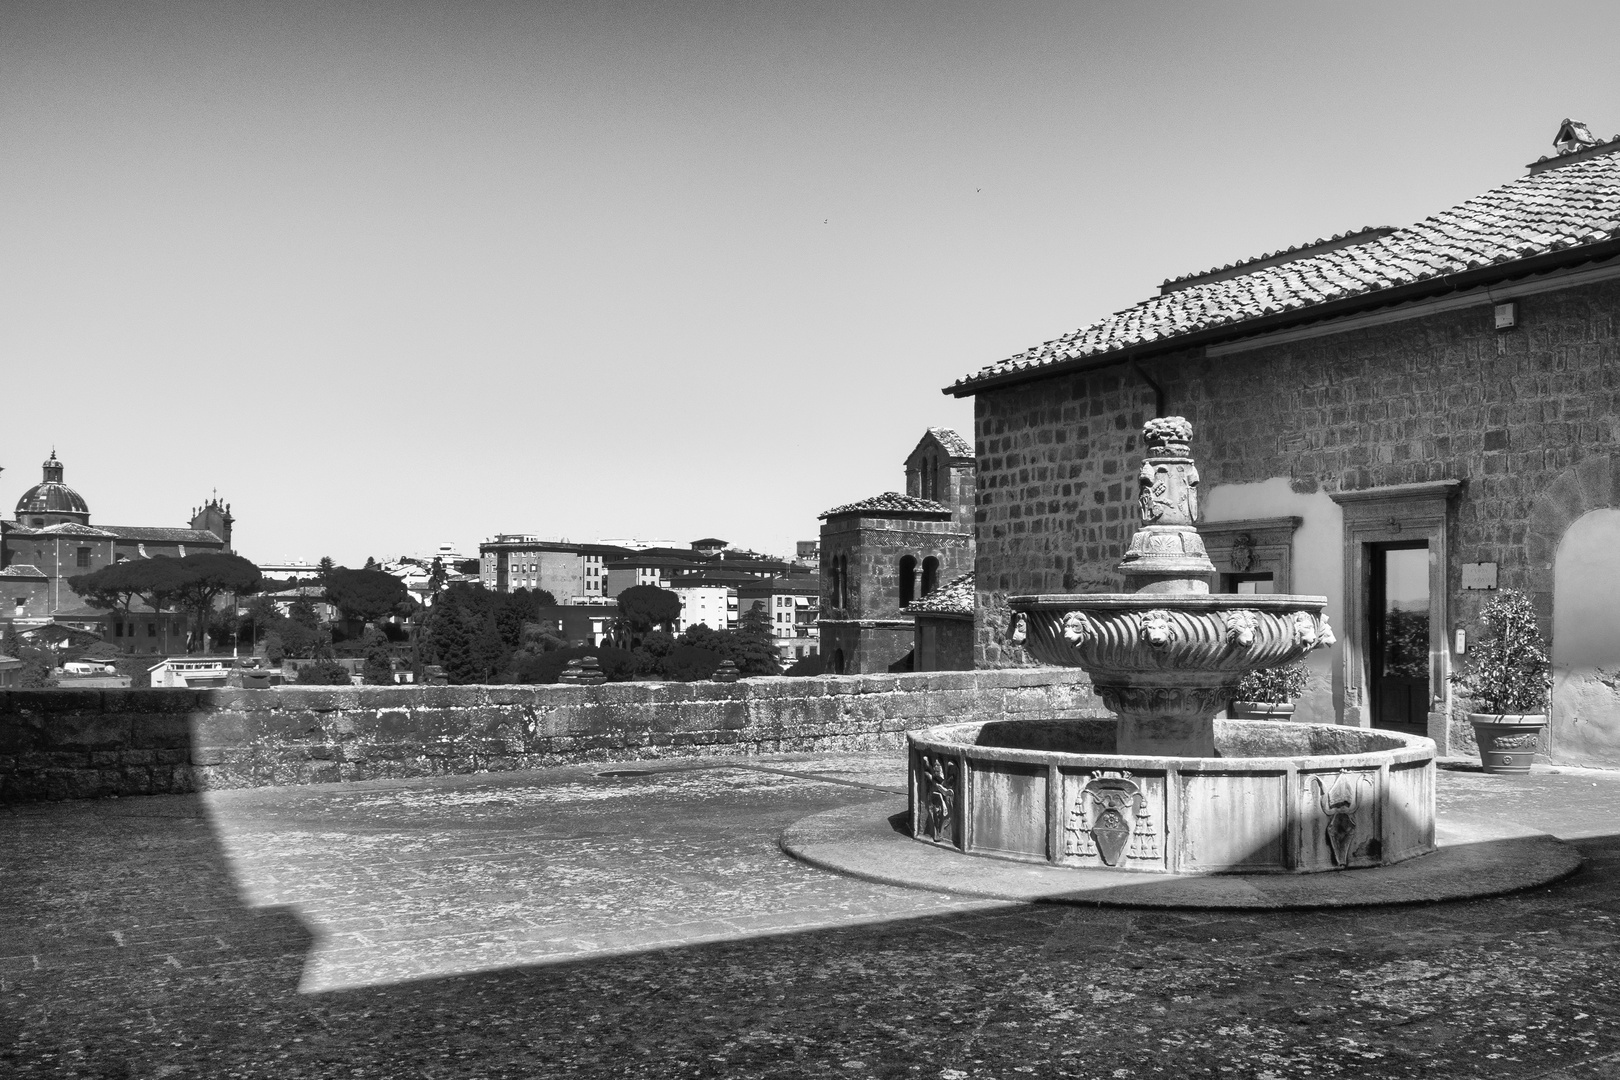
[818,430,976,674]
[1,452,231,644]
[906,571,975,671]
[946,120,1620,766]
[478,536,620,601]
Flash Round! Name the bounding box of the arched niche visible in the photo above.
[1552,507,1620,767]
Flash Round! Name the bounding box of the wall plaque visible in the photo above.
[1462,562,1498,590]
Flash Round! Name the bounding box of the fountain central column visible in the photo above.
[1108,417,1221,756]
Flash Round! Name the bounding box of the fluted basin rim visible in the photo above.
[909,718,1435,772]
[1009,593,1329,611]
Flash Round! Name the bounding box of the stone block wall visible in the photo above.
[0,669,1102,802]
[972,277,1620,667]
[820,516,972,620]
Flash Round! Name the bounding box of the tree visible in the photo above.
[242,595,279,647]
[167,553,262,652]
[363,556,378,571]
[361,627,395,685]
[455,559,480,575]
[470,614,505,684]
[678,623,725,652]
[429,606,477,684]
[295,660,351,685]
[70,557,192,654]
[68,561,147,614]
[324,567,414,626]
[3,629,57,688]
[616,585,682,645]
[288,597,321,630]
[725,606,782,676]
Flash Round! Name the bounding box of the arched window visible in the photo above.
[899,555,917,607]
[921,556,939,598]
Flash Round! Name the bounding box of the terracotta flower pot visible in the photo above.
[1468,713,1546,775]
[1230,700,1295,720]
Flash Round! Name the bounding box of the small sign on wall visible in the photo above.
[1462,562,1498,590]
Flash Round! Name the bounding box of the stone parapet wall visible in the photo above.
[0,670,1102,802]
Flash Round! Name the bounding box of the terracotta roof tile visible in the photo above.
[927,427,973,458]
[905,572,974,615]
[0,564,47,578]
[818,492,953,519]
[100,526,225,544]
[951,150,1620,392]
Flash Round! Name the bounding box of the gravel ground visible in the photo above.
[3,753,1618,1079]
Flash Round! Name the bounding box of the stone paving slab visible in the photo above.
[2,752,1620,1078]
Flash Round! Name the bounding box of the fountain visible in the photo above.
[906,418,1437,875]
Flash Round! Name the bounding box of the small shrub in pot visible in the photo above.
[1231,661,1309,719]
[1449,588,1551,774]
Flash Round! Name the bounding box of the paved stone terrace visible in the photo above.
[3,753,1620,1079]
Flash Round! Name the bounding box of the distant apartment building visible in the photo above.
[478,536,627,602]
[533,603,618,646]
[603,558,673,599]
[738,574,821,663]
[670,581,736,634]
[257,560,322,582]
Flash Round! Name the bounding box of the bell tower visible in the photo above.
[190,494,234,552]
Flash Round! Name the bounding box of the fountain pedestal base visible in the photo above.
[1116,716,1215,757]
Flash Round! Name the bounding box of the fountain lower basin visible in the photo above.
[908,718,1436,874]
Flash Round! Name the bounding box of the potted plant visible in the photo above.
[1449,587,1551,775]
[1231,661,1309,719]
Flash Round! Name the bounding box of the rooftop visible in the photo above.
[819,492,954,520]
[99,526,226,545]
[922,427,973,459]
[951,125,1620,395]
[905,571,975,615]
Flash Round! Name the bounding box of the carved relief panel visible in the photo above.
[1060,768,1168,872]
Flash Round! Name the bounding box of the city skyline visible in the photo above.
[5,1,1620,564]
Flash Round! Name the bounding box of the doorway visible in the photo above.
[1369,541,1430,735]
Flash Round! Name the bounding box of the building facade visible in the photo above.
[817,432,976,674]
[478,536,621,602]
[948,121,1620,766]
[1,452,231,646]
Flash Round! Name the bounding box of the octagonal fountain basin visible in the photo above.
[908,718,1435,875]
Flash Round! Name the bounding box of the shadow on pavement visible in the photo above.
[4,772,1620,1079]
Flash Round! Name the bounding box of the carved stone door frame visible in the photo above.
[1329,480,1460,745]
[1199,516,1303,592]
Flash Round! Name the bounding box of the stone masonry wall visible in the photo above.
[821,517,972,620]
[972,277,1620,667]
[0,669,1101,802]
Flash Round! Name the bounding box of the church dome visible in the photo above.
[15,451,90,522]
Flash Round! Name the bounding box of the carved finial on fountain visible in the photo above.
[1118,416,1217,594]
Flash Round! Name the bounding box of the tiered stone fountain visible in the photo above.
[906,418,1436,875]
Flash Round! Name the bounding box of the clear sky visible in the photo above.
[4,1,1619,566]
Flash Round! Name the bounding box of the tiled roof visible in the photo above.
[0,564,47,579]
[818,492,953,519]
[927,427,973,458]
[100,526,225,544]
[906,572,975,615]
[33,522,118,538]
[950,148,1620,393]
[1159,227,1395,291]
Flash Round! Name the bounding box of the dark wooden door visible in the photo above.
[1370,542,1430,735]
